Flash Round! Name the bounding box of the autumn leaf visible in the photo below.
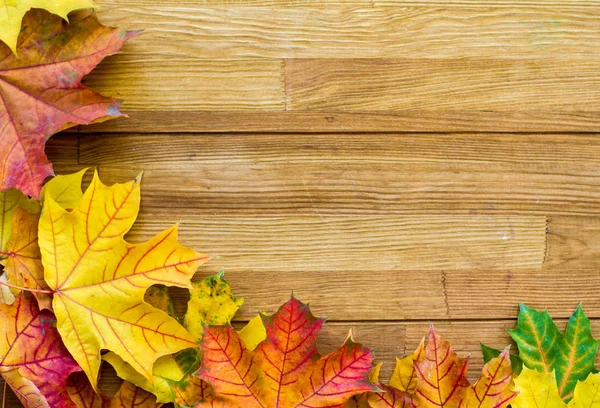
[1,206,51,309]
[569,372,600,408]
[0,9,136,198]
[0,190,33,252]
[0,169,88,310]
[0,0,96,53]
[195,296,375,407]
[364,364,416,408]
[238,314,268,351]
[67,373,110,408]
[347,339,423,408]
[0,293,81,407]
[414,327,516,408]
[67,372,162,408]
[184,271,244,342]
[510,304,599,401]
[40,168,87,209]
[481,343,523,374]
[513,368,600,408]
[390,338,425,394]
[512,368,566,408]
[38,171,210,389]
[104,273,247,404]
[110,381,163,408]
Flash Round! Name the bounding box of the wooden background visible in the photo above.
[5,0,600,405]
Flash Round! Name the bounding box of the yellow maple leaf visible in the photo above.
[0,0,96,54]
[513,367,567,408]
[569,372,600,408]
[514,369,600,408]
[38,171,209,389]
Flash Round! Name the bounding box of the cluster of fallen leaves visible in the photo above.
[3,3,600,408]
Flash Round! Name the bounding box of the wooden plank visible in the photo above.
[83,56,284,111]
[445,269,600,320]
[376,0,598,6]
[79,133,600,166]
[286,58,600,112]
[93,6,600,59]
[67,110,600,133]
[91,156,600,216]
[95,162,600,215]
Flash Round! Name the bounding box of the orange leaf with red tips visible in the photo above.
[195,297,375,407]
[0,9,136,198]
[0,293,81,407]
[414,327,516,408]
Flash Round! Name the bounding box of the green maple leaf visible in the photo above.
[509,304,599,402]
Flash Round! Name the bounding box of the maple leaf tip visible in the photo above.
[346,329,355,343]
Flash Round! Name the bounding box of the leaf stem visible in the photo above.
[0,280,54,295]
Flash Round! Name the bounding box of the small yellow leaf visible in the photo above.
[568,373,600,408]
[513,367,567,408]
[390,338,425,394]
[238,314,268,351]
[183,272,244,342]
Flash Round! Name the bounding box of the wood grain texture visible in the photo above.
[94,6,600,59]
[67,111,600,133]
[286,58,600,111]
[83,56,284,111]
[79,133,600,216]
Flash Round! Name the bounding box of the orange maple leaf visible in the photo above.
[0,9,136,198]
[414,327,516,408]
[37,171,210,389]
[195,297,375,407]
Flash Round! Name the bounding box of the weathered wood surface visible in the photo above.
[3,0,600,404]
